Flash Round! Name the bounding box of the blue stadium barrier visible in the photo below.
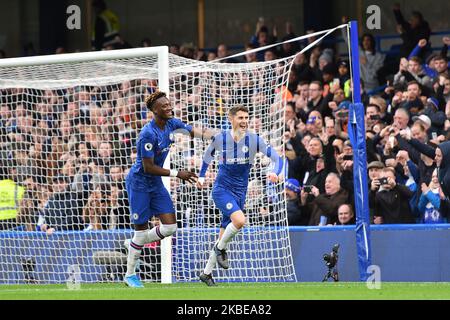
[2,224,450,284]
[0,230,134,284]
[290,225,450,282]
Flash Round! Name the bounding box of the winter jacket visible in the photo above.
[307,188,349,226]
[43,191,84,230]
[370,184,415,224]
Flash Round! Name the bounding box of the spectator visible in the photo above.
[396,122,436,189]
[285,178,307,226]
[39,175,84,234]
[279,21,300,57]
[405,139,450,212]
[370,166,415,224]
[393,4,431,59]
[366,103,383,132]
[433,74,450,109]
[207,51,217,61]
[337,60,350,86]
[418,168,446,223]
[434,55,449,77]
[301,172,349,226]
[216,44,238,63]
[264,49,278,62]
[336,203,356,225]
[394,56,433,90]
[293,53,313,83]
[359,33,385,92]
[109,184,130,229]
[169,44,180,55]
[307,81,332,117]
[97,141,114,168]
[82,184,111,230]
[141,38,152,47]
[288,135,336,190]
[0,166,25,230]
[244,43,258,63]
[91,0,121,50]
[109,164,125,186]
[418,97,447,138]
[407,38,450,80]
[55,47,66,54]
[250,17,276,61]
[393,107,411,132]
[367,161,385,187]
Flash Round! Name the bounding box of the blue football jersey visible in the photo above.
[199,130,282,193]
[126,118,192,191]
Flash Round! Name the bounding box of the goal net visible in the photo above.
[0,25,347,284]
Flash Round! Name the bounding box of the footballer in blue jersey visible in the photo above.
[124,91,214,288]
[197,105,283,286]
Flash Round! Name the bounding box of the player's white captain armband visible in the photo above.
[170,170,179,177]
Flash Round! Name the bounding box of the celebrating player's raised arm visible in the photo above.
[169,119,217,141]
[190,126,218,140]
[197,134,219,187]
[138,119,197,183]
[198,105,285,287]
[256,135,283,183]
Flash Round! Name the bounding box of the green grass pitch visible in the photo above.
[1,282,450,300]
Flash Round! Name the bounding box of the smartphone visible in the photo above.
[389,135,395,149]
[432,132,437,140]
[333,78,340,87]
[306,116,317,124]
[370,114,381,121]
[303,185,313,193]
[343,154,353,161]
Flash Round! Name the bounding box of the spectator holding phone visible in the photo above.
[285,179,308,226]
[300,173,349,226]
[418,169,446,223]
[370,167,415,224]
[366,104,383,131]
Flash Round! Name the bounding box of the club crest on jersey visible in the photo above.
[144,143,153,151]
[133,213,139,220]
[226,203,233,210]
[241,145,249,153]
[169,133,174,141]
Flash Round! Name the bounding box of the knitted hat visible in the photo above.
[285,179,301,193]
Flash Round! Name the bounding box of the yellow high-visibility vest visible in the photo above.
[0,179,25,221]
[92,9,120,46]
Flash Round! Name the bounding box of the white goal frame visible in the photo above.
[0,46,173,284]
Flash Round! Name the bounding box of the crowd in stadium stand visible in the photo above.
[0,4,450,232]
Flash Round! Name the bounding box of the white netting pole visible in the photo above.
[169,57,298,283]
[157,47,173,284]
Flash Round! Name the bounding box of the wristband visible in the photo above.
[170,170,179,177]
[198,177,205,185]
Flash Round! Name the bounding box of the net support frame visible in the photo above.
[348,20,372,281]
[0,45,173,284]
